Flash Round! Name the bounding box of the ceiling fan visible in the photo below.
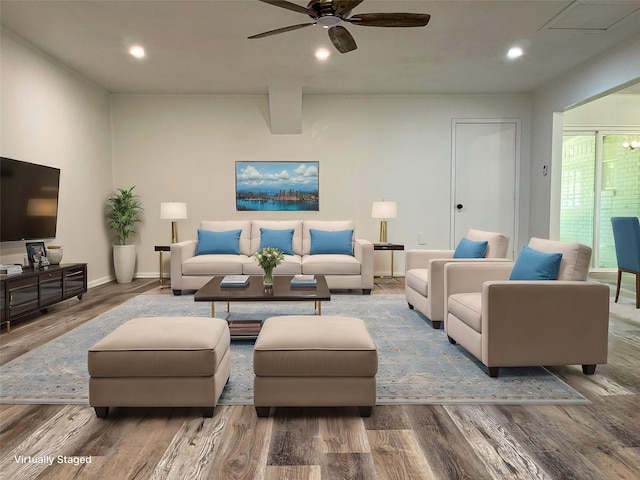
[248,0,431,54]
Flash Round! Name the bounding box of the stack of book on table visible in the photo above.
[290,274,317,287]
[220,275,250,287]
[0,264,23,275]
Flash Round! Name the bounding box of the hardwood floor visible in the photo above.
[1,278,639,479]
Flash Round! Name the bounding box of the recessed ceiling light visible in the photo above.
[315,48,330,60]
[507,47,523,59]
[129,45,145,59]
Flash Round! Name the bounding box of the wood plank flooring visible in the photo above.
[1,278,639,479]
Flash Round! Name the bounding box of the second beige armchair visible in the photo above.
[405,229,510,329]
[444,237,610,377]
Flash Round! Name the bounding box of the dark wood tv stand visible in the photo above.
[0,263,87,333]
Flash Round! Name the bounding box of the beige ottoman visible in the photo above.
[253,315,378,417]
[88,317,230,418]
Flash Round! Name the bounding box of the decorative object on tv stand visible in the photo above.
[46,245,63,265]
[25,241,47,267]
[371,201,397,244]
[106,186,144,284]
[254,247,284,288]
[160,202,187,244]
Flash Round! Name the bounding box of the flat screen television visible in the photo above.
[1,157,61,242]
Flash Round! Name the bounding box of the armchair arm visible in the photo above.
[405,250,453,272]
[444,262,514,298]
[170,240,197,291]
[428,258,511,322]
[481,281,610,367]
[354,238,374,290]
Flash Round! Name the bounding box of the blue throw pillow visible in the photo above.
[509,245,562,280]
[309,229,353,255]
[196,229,242,255]
[453,237,488,258]
[259,228,294,255]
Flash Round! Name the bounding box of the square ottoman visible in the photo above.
[88,317,230,418]
[253,315,378,417]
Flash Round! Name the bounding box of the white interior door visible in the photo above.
[452,120,518,258]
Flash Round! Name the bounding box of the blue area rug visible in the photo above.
[0,294,588,405]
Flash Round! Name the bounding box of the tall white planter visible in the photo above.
[113,244,136,283]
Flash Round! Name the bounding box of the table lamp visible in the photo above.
[371,201,397,244]
[160,202,187,244]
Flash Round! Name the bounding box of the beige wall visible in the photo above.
[0,30,113,286]
[111,93,532,277]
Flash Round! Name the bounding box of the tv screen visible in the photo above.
[1,157,61,242]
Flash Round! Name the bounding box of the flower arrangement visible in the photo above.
[254,247,284,286]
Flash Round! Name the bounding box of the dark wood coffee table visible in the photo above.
[194,275,331,339]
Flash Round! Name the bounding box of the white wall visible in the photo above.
[563,93,640,127]
[530,34,640,239]
[0,30,114,286]
[111,93,531,277]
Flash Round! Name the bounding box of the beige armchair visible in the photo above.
[444,238,610,377]
[405,229,510,329]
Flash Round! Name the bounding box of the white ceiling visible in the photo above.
[2,0,640,95]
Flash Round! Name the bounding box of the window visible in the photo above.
[560,132,640,268]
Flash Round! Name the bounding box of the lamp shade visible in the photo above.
[160,202,187,220]
[371,201,397,219]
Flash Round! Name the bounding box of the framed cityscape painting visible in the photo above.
[236,161,319,211]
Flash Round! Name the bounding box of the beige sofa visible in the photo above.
[405,229,510,328]
[170,220,374,295]
[444,237,610,377]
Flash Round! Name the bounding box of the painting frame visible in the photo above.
[235,161,319,212]
[25,241,47,266]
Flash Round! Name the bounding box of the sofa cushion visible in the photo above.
[467,229,510,258]
[88,317,230,377]
[251,220,303,255]
[302,254,361,275]
[242,255,302,275]
[259,228,295,255]
[196,229,241,255]
[254,316,377,377]
[182,254,249,275]
[200,220,252,256]
[303,220,355,255]
[527,237,592,281]
[310,229,354,255]
[406,268,429,296]
[453,237,488,258]
[509,245,562,281]
[448,293,482,333]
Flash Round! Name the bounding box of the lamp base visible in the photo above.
[379,220,388,244]
[171,221,178,244]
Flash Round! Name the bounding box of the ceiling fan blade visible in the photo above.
[248,23,315,39]
[257,0,316,17]
[346,13,431,27]
[333,0,365,16]
[328,25,357,53]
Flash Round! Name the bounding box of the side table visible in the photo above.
[373,243,404,281]
[154,245,170,288]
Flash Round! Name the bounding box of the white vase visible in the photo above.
[113,244,136,283]
[46,246,63,265]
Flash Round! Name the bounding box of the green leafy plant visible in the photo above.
[106,186,144,245]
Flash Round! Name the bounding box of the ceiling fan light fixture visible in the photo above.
[317,15,342,28]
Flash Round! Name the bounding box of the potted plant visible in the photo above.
[106,186,143,283]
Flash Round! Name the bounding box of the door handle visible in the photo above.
[456,204,464,210]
